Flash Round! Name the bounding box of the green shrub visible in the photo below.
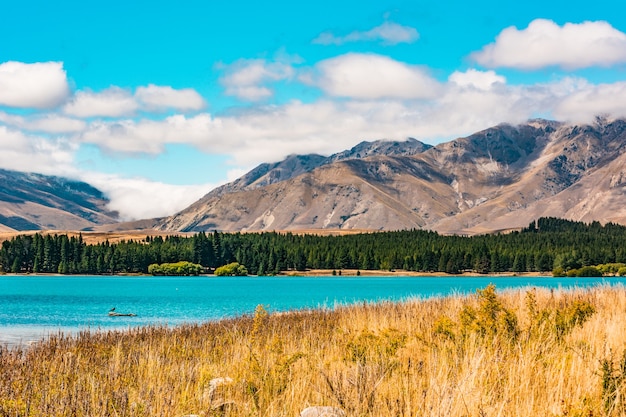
[577,266,602,277]
[214,262,248,276]
[457,284,519,341]
[148,261,203,276]
[600,350,626,414]
[554,299,595,340]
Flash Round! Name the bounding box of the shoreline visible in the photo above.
[0,269,554,278]
[279,269,554,277]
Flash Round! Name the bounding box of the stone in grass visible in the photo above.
[300,406,346,417]
[206,376,234,401]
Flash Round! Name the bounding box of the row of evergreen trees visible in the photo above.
[1,217,626,275]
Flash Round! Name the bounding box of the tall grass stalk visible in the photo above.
[1,284,625,416]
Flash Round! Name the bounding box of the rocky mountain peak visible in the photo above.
[327,138,432,162]
[156,118,626,234]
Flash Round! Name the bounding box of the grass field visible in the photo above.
[1,284,625,416]
[0,228,372,245]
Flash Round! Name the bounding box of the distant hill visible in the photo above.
[155,117,626,234]
[0,169,118,231]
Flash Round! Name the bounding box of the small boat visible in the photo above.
[108,307,136,317]
[108,311,136,317]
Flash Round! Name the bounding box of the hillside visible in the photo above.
[157,117,626,234]
[4,118,626,235]
[0,169,119,231]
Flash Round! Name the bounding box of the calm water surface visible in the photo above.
[1,275,624,347]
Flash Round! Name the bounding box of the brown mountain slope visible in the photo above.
[203,138,432,199]
[157,118,626,234]
[0,169,119,231]
[431,118,626,233]
[159,157,453,232]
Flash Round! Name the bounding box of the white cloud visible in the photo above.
[71,93,535,167]
[0,61,69,108]
[64,85,206,118]
[82,173,214,220]
[135,84,206,111]
[472,19,626,70]
[78,114,220,155]
[554,81,626,122]
[220,59,294,101]
[310,53,441,99]
[0,126,77,176]
[0,111,86,133]
[64,87,139,118]
[79,72,609,169]
[448,69,506,90]
[313,22,419,45]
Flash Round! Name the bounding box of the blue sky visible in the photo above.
[2,0,626,220]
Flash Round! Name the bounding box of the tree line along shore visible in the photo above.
[1,284,625,416]
[1,217,626,276]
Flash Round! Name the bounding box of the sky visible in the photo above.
[2,0,626,220]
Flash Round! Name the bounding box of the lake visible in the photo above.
[1,275,624,347]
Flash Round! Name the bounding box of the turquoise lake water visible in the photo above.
[1,275,624,347]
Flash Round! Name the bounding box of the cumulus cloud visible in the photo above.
[448,69,506,90]
[72,81,559,168]
[313,22,419,45]
[64,85,206,118]
[0,111,86,133]
[0,125,77,176]
[472,19,626,70]
[64,87,139,118]
[219,59,295,101]
[82,173,214,220]
[554,81,626,122]
[310,53,441,99]
[84,69,624,169]
[0,61,69,108]
[77,114,220,155]
[135,84,206,111]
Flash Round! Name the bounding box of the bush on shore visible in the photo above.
[148,261,203,276]
[214,262,248,276]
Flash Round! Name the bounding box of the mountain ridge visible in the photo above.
[3,118,626,235]
[156,118,626,234]
[0,169,119,231]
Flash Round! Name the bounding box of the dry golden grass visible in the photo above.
[0,230,195,245]
[0,228,368,245]
[1,285,626,416]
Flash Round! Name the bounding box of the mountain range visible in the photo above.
[3,117,626,235]
[0,169,118,232]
